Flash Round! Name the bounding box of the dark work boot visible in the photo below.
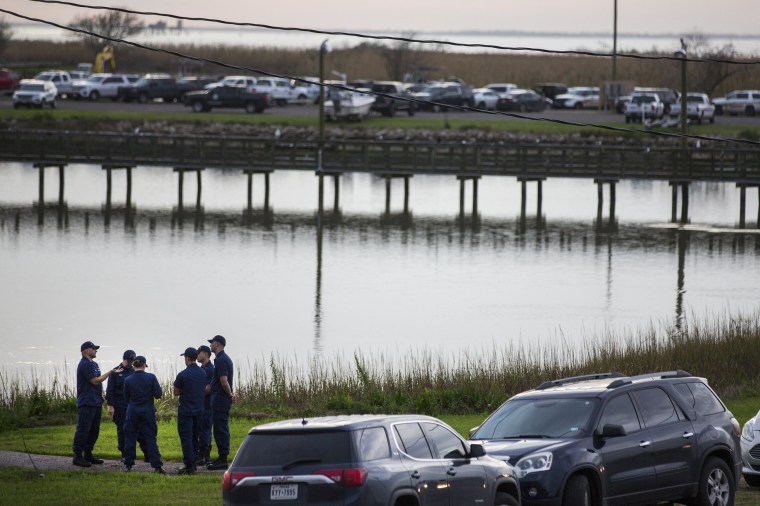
[84,452,104,465]
[154,467,167,475]
[178,466,196,475]
[72,453,91,467]
[206,457,228,471]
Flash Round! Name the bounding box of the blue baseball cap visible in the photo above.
[207,335,226,346]
[81,341,99,352]
[197,345,211,355]
[180,347,198,359]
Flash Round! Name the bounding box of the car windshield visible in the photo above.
[473,398,599,439]
[34,74,53,81]
[87,76,107,83]
[20,84,45,91]
[424,86,446,95]
[633,96,656,104]
[687,96,704,103]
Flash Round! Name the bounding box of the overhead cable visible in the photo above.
[2,7,760,147]
[20,0,760,66]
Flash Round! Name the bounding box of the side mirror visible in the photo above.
[468,426,480,439]
[469,443,486,458]
[597,424,627,438]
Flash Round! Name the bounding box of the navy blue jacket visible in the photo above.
[105,366,135,409]
[76,357,103,408]
[124,370,162,413]
[173,363,206,416]
[210,350,233,410]
[201,361,215,410]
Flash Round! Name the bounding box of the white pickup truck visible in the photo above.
[252,77,309,106]
[668,93,716,124]
[70,73,138,100]
[33,70,74,98]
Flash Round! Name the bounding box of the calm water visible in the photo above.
[1,161,759,380]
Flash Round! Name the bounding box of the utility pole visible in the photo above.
[318,39,330,171]
[612,0,618,84]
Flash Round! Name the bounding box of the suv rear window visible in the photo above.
[674,382,725,416]
[235,430,351,466]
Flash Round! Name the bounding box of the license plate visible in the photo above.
[270,484,298,501]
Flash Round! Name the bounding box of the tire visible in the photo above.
[49,100,56,109]
[715,105,723,115]
[562,474,591,506]
[138,93,149,103]
[745,105,756,117]
[388,104,396,117]
[744,474,760,487]
[494,492,519,506]
[255,106,265,113]
[407,105,415,116]
[245,102,256,114]
[297,94,307,100]
[695,457,733,506]
[574,102,584,110]
[191,101,205,113]
[89,90,100,101]
[477,101,486,109]
[710,115,715,124]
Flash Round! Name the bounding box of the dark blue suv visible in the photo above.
[224,414,521,505]
[469,371,741,506]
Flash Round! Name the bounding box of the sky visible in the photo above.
[2,0,760,35]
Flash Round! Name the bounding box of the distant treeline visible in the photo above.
[4,39,760,97]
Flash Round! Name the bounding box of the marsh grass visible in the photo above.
[2,311,759,430]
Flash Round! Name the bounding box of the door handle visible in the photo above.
[639,440,651,448]
[683,432,694,438]
[447,468,457,476]
[410,470,420,479]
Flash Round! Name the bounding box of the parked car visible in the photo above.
[223,414,521,506]
[614,95,631,114]
[205,76,258,93]
[413,82,474,111]
[183,85,269,113]
[369,81,416,116]
[497,89,547,112]
[252,77,310,106]
[713,90,760,116]
[552,86,600,109]
[741,408,760,487]
[117,74,191,103]
[631,87,680,114]
[33,70,73,98]
[486,82,519,97]
[668,93,716,124]
[294,76,321,103]
[533,82,568,101]
[70,73,138,101]
[176,75,220,95]
[473,88,501,110]
[12,79,58,108]
[625,93,665,122]
[469,371,741,506]
[0,68,21,93]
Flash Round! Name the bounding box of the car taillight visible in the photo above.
[313,467,367,487]
[222,471,256,491]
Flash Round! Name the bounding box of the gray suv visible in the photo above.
[223,414,521,505]
[469,371,741,506]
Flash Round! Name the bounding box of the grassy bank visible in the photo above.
[2,312,760,430]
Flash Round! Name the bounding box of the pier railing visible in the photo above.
[2,130,760,183]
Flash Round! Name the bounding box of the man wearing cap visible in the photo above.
[73,341,122,468]
[207,335,234,470]
[123,356,166,474]
[173,347,207,475]
[196,344,215,466]
[106,349,147,462]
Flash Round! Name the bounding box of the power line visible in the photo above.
[1,6,759,147]
[20,0,760,66]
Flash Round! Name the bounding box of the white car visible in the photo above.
[33,70,73,98]
[625,93,664,122]
[252,77,309,106]
[205,75,257,93]
[295,76,321,103]
[553,86,600,109]
[70,73,137,100]
[13,79,58,108]
[741,409,760,487]
[713,90,760,117]
[668,93,716,124]
[485,82,518,97]
[472,88,500,110]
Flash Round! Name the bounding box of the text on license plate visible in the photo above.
[270,484,298,500]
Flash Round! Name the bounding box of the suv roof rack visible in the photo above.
[629,370,692,381]
[535,372,626,390]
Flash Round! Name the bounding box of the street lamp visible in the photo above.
[318,39,331,171]
[674,39,688,148]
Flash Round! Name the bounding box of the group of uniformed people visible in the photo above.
[72,335,235,474]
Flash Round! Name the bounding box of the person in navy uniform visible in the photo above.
[173,347,207,475]
[207,335,234,470]
[73,341,122,468]
[106,349,147,462]
[123,356,165,474]
[196,344,215,466]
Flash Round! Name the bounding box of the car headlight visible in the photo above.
[515,452,553,478]
[742,421,755,442]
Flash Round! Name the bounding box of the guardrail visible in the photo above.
[2,130,760,183]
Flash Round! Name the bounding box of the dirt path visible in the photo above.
[0,451,223,474]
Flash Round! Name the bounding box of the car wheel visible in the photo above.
[494,492,519,506]
[715,105,723,115]
[746,105,756,117]
[407,105,415,117]
[90,90,100,101]
[574,102,583,110]
[709,115,715,124]
[50,100,56,109]
[245,102,257,114]
[697,113,703,125]
[745,474,760,487]
[138,93,149,103]
[562,474,591,506]
[255,106,265,113]
[297,94,307,100]
[695,458,733,506]
[191,101,205,113]
[477,101,486,109]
